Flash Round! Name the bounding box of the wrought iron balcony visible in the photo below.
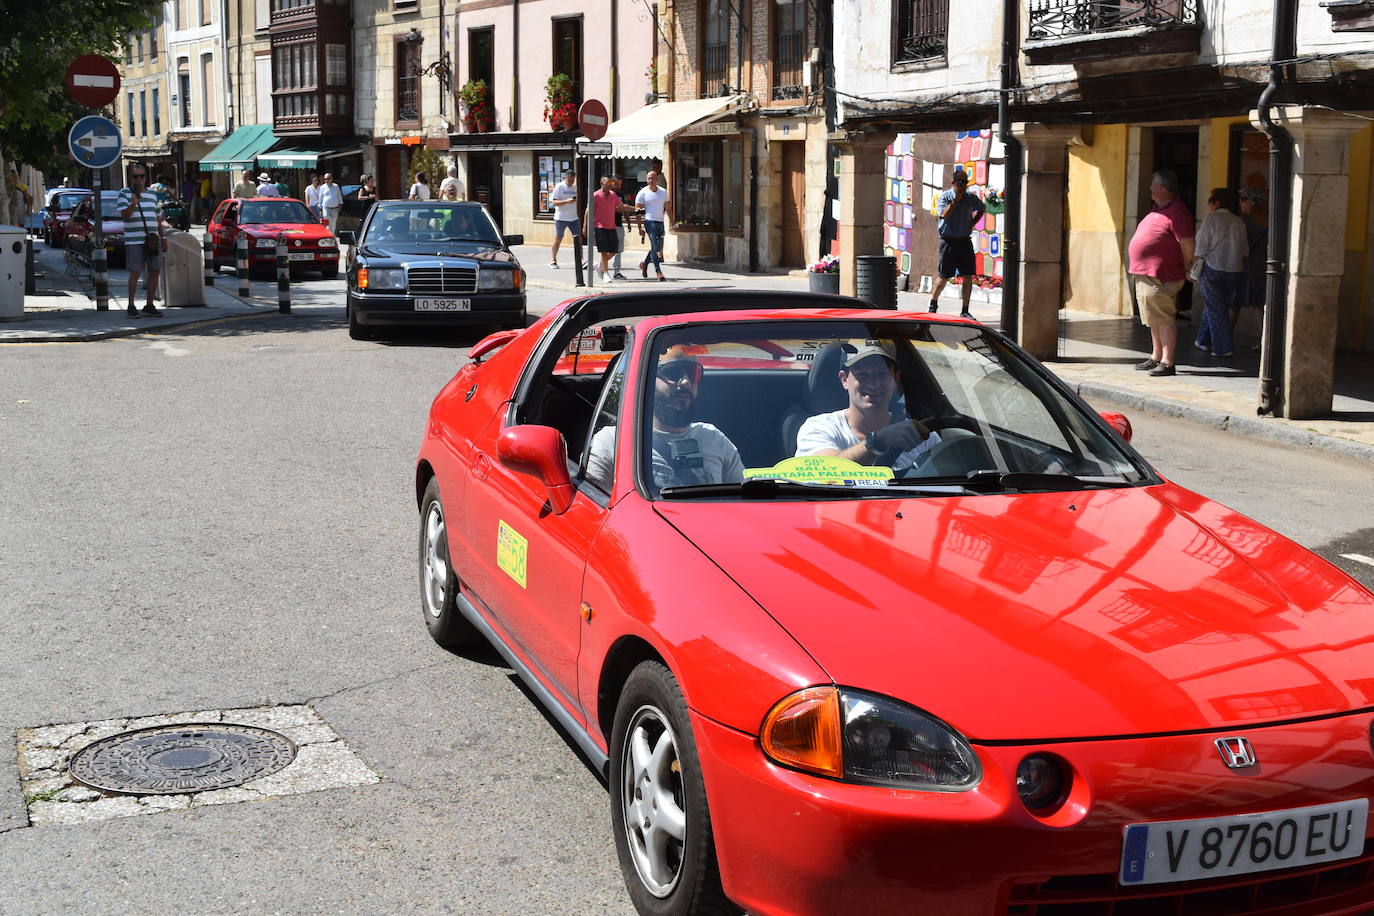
[1025,0,1201,64]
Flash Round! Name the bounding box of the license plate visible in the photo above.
[415,298,471,311]
[288,252,315,261]
[1121,798,1368,886]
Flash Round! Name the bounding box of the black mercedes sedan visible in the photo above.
[339,201,526,340]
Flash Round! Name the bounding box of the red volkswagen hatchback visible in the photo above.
[207,196,339,278]
[415,291,1374,915]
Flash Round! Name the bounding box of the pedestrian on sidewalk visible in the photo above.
[610,176,635,279]
[256,172,278,197]
[233,170,257,199]
[1234,188,1268,334]
[1127,169,1195,378]
[409,172,431,201]
[592,176,622,281]
[319,173,343,232]
[635,170,672,281]
[439,166,465,202]
[548,171,579,269]
[1191,188,1247,360]
[118,166,163,318]
[304,174,322,219]
[929,169,985,319]
[198,173,213,219]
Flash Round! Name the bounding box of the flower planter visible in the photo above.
[809,272,840,294]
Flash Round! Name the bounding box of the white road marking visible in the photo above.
[1340,553,1374,568]
[144,341,190,357]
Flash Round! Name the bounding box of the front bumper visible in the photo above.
[691,711,1374,916]
[349,290,526,327]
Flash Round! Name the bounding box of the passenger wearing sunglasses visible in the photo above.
[585,345,743,492]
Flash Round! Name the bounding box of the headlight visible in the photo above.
[254,238,277,249]
[357,267,405,291]
[316,238,337,248]
[477,269,518,291]
[761,686,981,790]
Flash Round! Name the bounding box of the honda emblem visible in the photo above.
[1215,737,1258,769]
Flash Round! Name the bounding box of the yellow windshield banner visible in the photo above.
[497,520,528,588]
[744,456,892,487]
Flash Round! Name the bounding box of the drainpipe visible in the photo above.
[997,0,1022,341]
[748,124,759,272]
[610,0,619,119]
[511,0,520,131]
[1255,0,1297,417]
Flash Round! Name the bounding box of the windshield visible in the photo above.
[364,204,501,244]
[54,192,90,211]
[99,196,123,219]
[637,319,1152,497]
[239,200,315,224]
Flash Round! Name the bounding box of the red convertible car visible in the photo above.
[206,197,339,279]
[415,291,1374,915]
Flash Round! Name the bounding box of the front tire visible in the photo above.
[347,298,373,340]
[418,478,481,650]
[610,662,737,916]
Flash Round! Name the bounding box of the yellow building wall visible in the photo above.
[1065,124,1128,314]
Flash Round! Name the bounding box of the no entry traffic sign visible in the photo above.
[578,100,609,141]
[68,116,123,170]
[65,55,121,109]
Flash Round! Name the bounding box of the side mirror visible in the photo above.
[497,425,575,514]
[338,230,355,246]
[1099,411,1133,443]
[469,328,519,362]
[502,234,524,247]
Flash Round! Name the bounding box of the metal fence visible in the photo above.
[1027,0,1199,40]
[894,0,948,64]
[773,29,805,100]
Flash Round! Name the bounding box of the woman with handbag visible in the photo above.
[117,167,165,319]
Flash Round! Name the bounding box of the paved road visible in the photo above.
[0,297,1370,913]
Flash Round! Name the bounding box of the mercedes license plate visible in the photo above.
[1121,798,1367,886]
[415,298,471,311]
[287,252,315,261]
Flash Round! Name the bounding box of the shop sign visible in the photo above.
[678,121,739,139]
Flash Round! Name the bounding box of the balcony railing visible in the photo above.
[703,42,727,93]
[1027,0,1199,40]
[773,30,805,100]
[894,0,948,63]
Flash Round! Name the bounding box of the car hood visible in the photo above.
[356,241,512,262]
[241,223,330,239]
[655,483,1374,741]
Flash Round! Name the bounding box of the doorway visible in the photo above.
[779,141,806,268]
[468,152,504,229]
[379,147,404,201]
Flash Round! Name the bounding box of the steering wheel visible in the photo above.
[920,414,983,436]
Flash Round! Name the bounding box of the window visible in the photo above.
[772,0,805,100]
[150,25,159,62]
[139,90,148,137]
[200,0,212,26]
[469,26,495,116]
[535,154,574,219]
[255,52,272,122]
[396,38,421,125]
[256,0,270,29]
[126,92,135,134]
[177,0,190,29]
[152,87,161,135]
[701,0,729,93]
[201,53,216,125]
[675,141,722,230]
[178,67,192,127]
[552,18,583,107]
[893,0,948,64]
[724,138,743,232]
[325,43,347,87]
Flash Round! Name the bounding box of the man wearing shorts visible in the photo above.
[1127,169,1195,377]
[549,171,579,268]
[592,176,622,281]
[930,170,986,320]
[118,167,164,318]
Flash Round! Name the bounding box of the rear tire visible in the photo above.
[610,662,738,916]
[418,478,482,651]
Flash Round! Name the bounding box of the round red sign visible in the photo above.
[578,100,609,142]
[65,55,121,109]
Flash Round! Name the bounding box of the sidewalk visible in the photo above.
[9,237,1372,461]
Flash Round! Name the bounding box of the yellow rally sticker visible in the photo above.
[497,520,528,588]
[744,456,892,488]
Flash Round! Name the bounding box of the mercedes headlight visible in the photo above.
[477,269,520,291]
[357,268,406,290]
[761,686,981,790]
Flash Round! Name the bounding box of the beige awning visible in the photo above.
[578,95,752,160]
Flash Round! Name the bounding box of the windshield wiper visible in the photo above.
[435,236,497,243]
[660,478,965,499]
[959,470,1118,492]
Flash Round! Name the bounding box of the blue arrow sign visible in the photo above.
[68,115,123,170]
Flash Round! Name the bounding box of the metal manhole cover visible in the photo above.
[68,724,297,795]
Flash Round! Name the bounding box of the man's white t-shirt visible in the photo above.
[550,181,578,221]
[439,176,464,200]
[795,409,941,473]
[257,181,278,196]
[586,423,744,492]
[409,182,431,201]
[635,186,669,222]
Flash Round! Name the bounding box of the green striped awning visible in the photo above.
[197,124,277,173]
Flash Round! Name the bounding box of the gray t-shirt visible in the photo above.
[586,422,744,492]
[795,409,940,473]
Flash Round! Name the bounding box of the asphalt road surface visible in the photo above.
[1,294,1370,914]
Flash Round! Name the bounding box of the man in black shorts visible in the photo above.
[930,169,985,320]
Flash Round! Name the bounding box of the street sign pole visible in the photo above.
[91,168,109,310]
[585,152,595,289]
[576,100,610,291]
[65,58,122,311]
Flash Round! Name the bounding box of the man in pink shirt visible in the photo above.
[1127,169,1195,377]
[591,176,622,281]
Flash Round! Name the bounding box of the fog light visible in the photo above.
[1016,753,1068,812]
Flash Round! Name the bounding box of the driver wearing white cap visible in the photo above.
[795,341,941,472]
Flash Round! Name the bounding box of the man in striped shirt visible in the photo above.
[118,167,164,318]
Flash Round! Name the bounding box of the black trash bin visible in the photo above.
[854,255,897,310]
